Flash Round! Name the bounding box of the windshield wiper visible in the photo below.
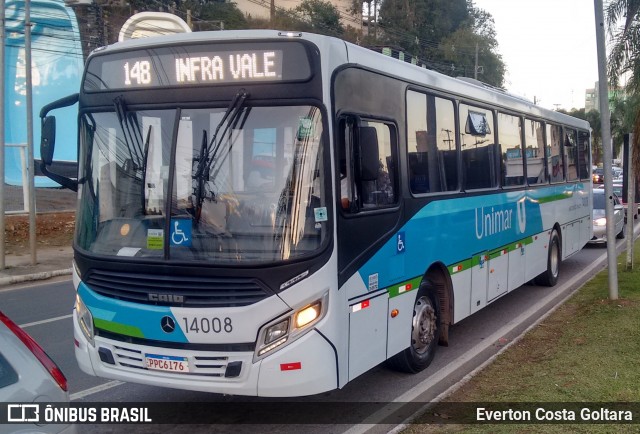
[192,89,249,222]
[140,125,152,213]
[209,104,251,183]
[206,89,249,173]
[193,129,209,223]
[113,96,143,166]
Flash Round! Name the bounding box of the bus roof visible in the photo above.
[89,29,590,131]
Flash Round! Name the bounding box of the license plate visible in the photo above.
[145,353,189,373]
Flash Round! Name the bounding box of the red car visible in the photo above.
[592,168,605,184]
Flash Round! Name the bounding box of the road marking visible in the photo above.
[71,381,124,401]
[20,314,73,329]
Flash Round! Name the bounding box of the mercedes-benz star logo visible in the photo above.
[160,316,176,333]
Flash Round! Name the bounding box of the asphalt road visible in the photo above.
[0,239,627,433]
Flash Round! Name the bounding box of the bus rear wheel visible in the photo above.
[534,229,560,287]
[387,284,441,373]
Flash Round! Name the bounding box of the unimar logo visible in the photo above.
[475,200,527,240]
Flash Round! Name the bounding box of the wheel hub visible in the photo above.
[411,296,436,355]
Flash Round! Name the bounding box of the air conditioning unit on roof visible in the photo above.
[119,11,191,42]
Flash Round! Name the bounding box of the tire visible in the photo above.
[534,229,560,287]
[617,222,626,239]
[387,283,441,373]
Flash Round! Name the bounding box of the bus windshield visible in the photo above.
[76,104,328,264]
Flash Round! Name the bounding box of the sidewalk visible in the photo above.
[0,245,74,287]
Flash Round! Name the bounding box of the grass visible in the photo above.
[403,241,640,433]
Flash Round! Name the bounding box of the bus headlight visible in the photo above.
[264,318,289,345]
[75,294,94,346]
[255,293,328,360]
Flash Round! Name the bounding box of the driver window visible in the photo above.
[339,117,398,212]
[361,121,396,208]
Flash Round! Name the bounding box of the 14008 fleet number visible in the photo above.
[182,317,233,334]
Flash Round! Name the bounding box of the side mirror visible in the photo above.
[41,116,56,166]
[358,126,379,181]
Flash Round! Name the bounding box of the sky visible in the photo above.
[472,0,600,111]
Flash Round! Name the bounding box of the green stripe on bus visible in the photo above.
[387,276,422,298]
[489,248,506,260]
[450,235,536,268]
[386,234,542,298]
[450,258,473,274]
[537,192,573,204]
[94,318,145,338]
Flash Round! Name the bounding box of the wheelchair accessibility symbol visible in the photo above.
[397,232,406,254]
[170,219,192,247]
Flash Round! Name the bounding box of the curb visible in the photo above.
[0,268,73,287]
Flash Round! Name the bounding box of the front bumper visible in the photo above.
[73,311,338,397]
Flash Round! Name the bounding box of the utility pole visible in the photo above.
[26,0,37,265]
[0,0,5,269]
[594,0,618,299]
[474,43,479,80]
[625,133,635,269]
[270,0,275,26]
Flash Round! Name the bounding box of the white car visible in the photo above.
[590,188,626,244]
[597,183,639,220]
[613,167,623,179]
[0,311,75,433]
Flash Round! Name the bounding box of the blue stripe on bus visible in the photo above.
[358,184,585,291]
[78,283,188,343]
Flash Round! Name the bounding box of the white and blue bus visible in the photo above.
[40,30,592,397]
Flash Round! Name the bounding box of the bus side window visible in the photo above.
[564,128,578,181]
[577,130,591,181]
[460,104,497,190]
[524,119,546,185]
[547,124,565,183]
[406,90,458,194]
[339,117,398,212]
[498,112,524,188]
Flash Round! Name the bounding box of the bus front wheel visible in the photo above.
[387,284,441,373]
[535,229,560,287]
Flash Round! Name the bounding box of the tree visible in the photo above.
[378,0,469,61]
[586,109,602,166]
[559,108,602,166]
[294,0,344,37]
[193,2,248,31]
[245,0,344,38]
[610,94,640,159]
[376,0,505,86]
[606,0,640,169]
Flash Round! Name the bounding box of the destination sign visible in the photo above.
[84,41,312,91]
